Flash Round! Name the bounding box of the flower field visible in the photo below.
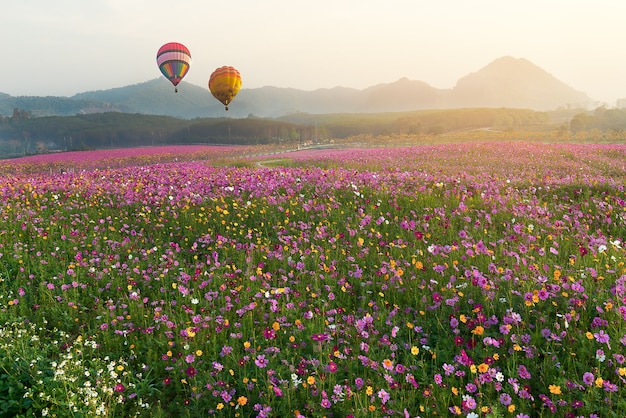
[1,142,625,417]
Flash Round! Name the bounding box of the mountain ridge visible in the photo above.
[1,56,594,118]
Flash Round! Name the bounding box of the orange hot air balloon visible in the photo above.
[157,42,191,93]
[208,66,242,110]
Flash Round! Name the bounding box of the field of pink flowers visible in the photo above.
[0,142,625,417]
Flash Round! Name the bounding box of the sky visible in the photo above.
[1,0,625,104]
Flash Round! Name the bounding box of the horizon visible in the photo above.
[1,1,625,104]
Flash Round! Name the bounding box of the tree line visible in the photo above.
[2,107,618,159]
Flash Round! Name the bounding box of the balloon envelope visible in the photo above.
[208,66,242,110]
[157,42,191,92]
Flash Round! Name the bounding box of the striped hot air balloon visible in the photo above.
[208,66,242,110]
[156,42,191,93]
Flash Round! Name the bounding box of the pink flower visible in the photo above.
[255,355,268,368]
[377,388,390,404]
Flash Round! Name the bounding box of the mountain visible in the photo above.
[448,56,591,109]
[0,57,594,119]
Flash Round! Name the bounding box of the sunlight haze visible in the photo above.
[2,0,624,104]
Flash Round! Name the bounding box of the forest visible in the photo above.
[0,106,624,159]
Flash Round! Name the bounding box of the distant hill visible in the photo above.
[448,56,591,109]
[0,56,594,118]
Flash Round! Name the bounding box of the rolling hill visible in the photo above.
[1,56,594,119]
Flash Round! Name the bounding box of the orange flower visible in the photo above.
[471,325,484,336]
[549,384,562,395]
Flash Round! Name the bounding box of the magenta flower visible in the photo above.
[593,330,610,344]
[185,366,197,377]
[255,354,268,368]
[311,333,330,342]
[327,361,338,373]
[263,328,277,339]
[517,364,531,379]
[499,393,512,406]
[221,391,232,402]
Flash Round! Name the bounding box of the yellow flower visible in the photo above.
[477,363,489,373]
[216,403,224,410]
[586,331,594,340]
[366,386,373,396]
[307,376,316,385]
[549,384,562,395]
[470,364,477,374]
[195,350,203,356]
[595,377,604,388]
[272,321,280,331]
[451,386,458,396]
[237,396,247,406]
[508,404,516,413]
[411,346,419,355]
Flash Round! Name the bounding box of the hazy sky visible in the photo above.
[2,0,624,104]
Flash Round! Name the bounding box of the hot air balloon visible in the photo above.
[208,66,242,110]
[156,42,191,93]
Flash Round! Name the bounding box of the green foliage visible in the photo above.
[570,107,626,133]
[0,107,559,159]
